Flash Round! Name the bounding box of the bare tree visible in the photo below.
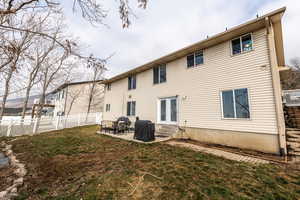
[281,58,300,90]
[85,55,106,118]
[0,16,35,120]
[0,0,148,57]
[0,0,148,25]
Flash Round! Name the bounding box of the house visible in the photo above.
[102,7,287,155]
[51,80,104,116]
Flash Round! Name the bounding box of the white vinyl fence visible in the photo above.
[0,112,102,137]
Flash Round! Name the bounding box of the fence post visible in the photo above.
[6,119,13,137]
[55,116,60,130]
[33,118,39,134]
[78,114,81,127]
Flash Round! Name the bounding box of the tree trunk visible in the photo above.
[86,82,96,120]
[0,68,14,121]
[21,83,32,120]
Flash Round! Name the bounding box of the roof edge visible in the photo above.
[103,7,286,84]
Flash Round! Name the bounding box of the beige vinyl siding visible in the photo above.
[64,83,104,115]
[103,28,278,135]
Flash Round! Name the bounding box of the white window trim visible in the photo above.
[154,64,166,84]
[157,96,179,125]
[230,33,254,56]
[220,88,251,120]
[187,50,204,68]
[127,101,136,116]
[128,75,136,90]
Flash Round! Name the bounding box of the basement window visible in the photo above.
[231,33,253,55]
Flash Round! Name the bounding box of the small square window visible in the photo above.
[221,88,250,119]
[231,34,253,55]
[187,50,204,68]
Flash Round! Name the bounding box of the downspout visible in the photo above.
[265,17,287,157]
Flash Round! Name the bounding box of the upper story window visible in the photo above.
[106,83,111,91]
[105,104,111,112]
[231,33,253,55]
[128,75,136,90]
[187,50,204,68]
[61,90,65,99]
[127,101,136,116]
[153,64,166,84]
[221,88,250,119]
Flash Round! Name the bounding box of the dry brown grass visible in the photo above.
[4,125,300,200]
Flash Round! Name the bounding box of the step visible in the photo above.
[155,131,173,137]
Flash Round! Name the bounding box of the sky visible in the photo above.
[61,0,300,79]
[2,0,300,100]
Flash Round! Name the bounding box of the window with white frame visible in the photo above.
[221,88,250,119]
[128,75,136,90]
[127,101,136,116]
[187,50,204,68]
[231,34,253,55]
[153,64,166,84]
[105,104,111,112]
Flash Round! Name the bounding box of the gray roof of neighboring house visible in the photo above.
[51,80,104,94]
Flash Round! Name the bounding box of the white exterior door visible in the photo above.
[157,97,178,124]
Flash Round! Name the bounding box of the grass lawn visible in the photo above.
[2,125,300,200]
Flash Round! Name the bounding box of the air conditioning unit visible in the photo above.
[283,90,300,107]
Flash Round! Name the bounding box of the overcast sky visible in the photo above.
[61,0,300,79]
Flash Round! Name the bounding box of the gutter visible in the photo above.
[265,16,288,157]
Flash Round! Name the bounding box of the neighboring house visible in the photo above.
[102,8,287,155]
[52,80,104,116]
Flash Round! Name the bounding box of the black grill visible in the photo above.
[134,120,155,142]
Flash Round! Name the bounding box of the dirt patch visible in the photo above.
[0,166,17,191]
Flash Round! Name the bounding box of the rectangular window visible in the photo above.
[187,50,204,68]
[171,99,177,122]
[221,88,250,119]
[105,104,110,112]
[127,101,136,116]
[187,54,195,68]
[107,83,111,91]
[153,64,166,84]
[160,100,166,121]
[128,75,136,90]
[231,34,253,55]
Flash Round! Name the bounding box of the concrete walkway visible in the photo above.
[167,141,270,164]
